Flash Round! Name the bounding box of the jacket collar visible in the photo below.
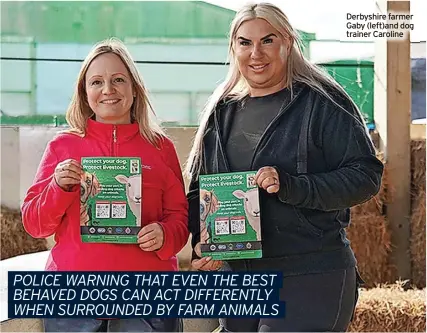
[85,118,140,144]
[211,81,308,139]
[212,81,308,127]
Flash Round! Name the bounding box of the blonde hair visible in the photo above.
[185,2,365,178]
[65,38,165,146]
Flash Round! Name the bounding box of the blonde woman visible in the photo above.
[186,3,383,332]
[22,38,188,332]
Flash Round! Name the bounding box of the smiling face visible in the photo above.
[85,52,135,124]
[234,18,290,97]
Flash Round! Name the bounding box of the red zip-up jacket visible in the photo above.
[22,119,189,272]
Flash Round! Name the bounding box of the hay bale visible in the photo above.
[410,139,426,288]
[348,161,395,288]
[0,206,48,260]
[348,212,394,287]
[177,236,192,271]
[348,283,426,332]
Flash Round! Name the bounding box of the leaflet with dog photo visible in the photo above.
[80,157,142,243]
[199,171,262,260]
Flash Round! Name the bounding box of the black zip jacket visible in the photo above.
[187,82,384,275]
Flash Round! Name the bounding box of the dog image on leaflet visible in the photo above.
[80,171,101,226]
[199,189,220,244]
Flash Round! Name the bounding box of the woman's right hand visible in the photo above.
[192,242,223,271]
[54,159,84,192]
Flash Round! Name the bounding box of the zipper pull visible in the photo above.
[113,127,117,143]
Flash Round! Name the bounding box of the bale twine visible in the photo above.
[410,139,426,288]
[0,206,48,260]
[348,283,426,332]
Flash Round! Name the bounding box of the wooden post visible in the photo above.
[374,0,412,281]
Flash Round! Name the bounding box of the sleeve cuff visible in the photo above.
[274,166,290,203]
[48,177,79,212]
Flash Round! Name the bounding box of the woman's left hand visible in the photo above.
[137,223,164,251]
[254,166,280,194]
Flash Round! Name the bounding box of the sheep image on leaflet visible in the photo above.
[232,188,261,241]
[115,174,142,226]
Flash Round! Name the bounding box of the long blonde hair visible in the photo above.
[185,2,365,178]
[65,38,165,146]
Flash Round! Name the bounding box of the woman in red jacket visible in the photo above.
[22,38,188,332]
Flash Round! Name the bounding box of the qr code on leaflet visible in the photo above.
[112,203,127,219]
[215,219,230,235]
[96,203,110,219]
[231,218,246,234]
[246,174,256,188]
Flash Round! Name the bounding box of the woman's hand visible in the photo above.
[54,159,84,191]
[191,242,223,271]
[255,166,280,193]
[138,223,164,251]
